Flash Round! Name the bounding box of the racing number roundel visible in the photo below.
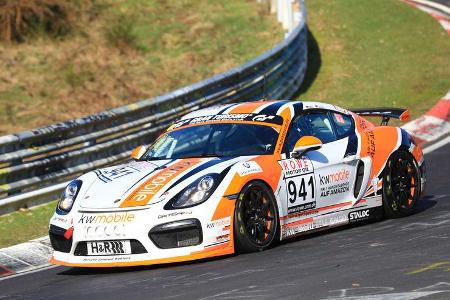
[279,158,316,214]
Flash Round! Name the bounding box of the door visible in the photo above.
[281,110,359,214]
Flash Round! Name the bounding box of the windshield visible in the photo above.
[142,123,279,160]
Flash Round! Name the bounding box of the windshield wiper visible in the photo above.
[141,156,171,161]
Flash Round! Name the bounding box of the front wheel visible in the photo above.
[382,150,421,218]
[234,181,279,252]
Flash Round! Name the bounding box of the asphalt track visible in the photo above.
[0,141,448,300]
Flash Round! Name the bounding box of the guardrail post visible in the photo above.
[277,0,283,24]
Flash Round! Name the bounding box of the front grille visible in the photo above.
[49,225,72,253]
[74,239,147,256]
[149,219,202,249]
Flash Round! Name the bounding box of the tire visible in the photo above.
[234,181,280,252]
[382,150,421,218]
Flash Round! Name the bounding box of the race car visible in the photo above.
[49,100,426,267]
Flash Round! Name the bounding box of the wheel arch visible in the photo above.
[235,178,281,218]
[381,148,422,218]
[233,179,281,252]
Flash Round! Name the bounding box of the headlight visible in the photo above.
[57,180,82,214]
[165,174,220,209]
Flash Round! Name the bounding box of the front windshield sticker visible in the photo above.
[169,113,283,130]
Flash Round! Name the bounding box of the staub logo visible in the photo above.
[349,209,370,222]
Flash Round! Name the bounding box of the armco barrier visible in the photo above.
[0,0,308,214]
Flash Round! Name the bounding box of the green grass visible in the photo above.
[2,1,446,133]
[0,0,281,135]
[0,201,56,248]
[300,0,450,120]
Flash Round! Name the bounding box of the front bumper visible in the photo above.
[49,202,235,267]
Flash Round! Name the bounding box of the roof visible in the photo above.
[181,100,351,120]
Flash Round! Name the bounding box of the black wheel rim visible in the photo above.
[242,186,276,246]
[386,153,419,212]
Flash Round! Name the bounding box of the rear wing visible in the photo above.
[351,108,410,126]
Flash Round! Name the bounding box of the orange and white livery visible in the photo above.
[49,100,426,267]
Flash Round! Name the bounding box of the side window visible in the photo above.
[304,112,337,144]
[284,116,308,152]
[331,112,353,139]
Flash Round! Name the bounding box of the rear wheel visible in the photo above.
[382,150,421,218]
[234,181,279,252]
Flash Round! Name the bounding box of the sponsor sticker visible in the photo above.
[279,158,314,178]
[82,223,127,239]
[78,212,135,224]
[280,158,316,214]
[282,220,314,238]
[87,240,131,256]
[51,216,69,224]
[168,114,283,131]
[318,169,351,197]
[332,105,351,115]
[252,114,275,122]
[120,159,201,207]
[282,213,347,238]
[366,131,376,158]
[205,217,231,247]
[288,202,316,214]
[358,119,376,158]
[206,217,230,229]
[315,214,347,228]
[237,161,262,176]
[348,209,371,223]
[82,256,132,263]
[215,234,230,243]
[94,166,138,183]
[158,211,193,219]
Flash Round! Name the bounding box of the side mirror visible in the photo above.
[291,136,322,158]
[131,145,147,160]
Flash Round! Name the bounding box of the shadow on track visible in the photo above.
[57,197,436,276]
[278,196,437,247]
[57,254,236,276]
[414,194,438,214]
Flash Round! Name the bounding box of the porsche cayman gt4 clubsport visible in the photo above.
[49,100,426,267]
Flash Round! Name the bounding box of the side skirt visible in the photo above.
[280,197,383,240]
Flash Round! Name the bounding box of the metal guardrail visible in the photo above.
[0,0,308,214]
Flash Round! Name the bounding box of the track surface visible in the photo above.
[0,143,449,299]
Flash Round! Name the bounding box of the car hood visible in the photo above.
[78,157,244,210]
